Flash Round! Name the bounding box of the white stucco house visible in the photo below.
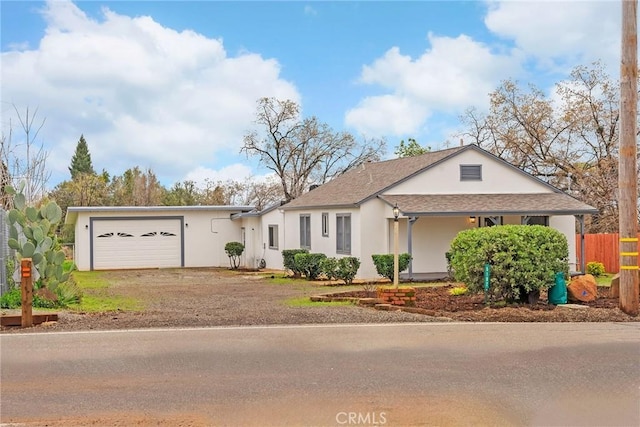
[66,145,597,279]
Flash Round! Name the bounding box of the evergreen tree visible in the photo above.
[69,134,95,179]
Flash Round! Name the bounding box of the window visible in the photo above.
[300,214,311,249]
[268,225,278,249]
[460,164,482,181]
[483,216,502,227]
[522,216,549,226]
[322,212,329,237]
[336,214,351,254]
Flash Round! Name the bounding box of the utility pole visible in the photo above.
[619,0,639,315]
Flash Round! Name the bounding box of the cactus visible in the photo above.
[5,183,72,290]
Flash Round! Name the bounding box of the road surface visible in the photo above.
[1,322,639,426]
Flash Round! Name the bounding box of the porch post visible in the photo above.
[578,215,586,273]
[408,217,418,280]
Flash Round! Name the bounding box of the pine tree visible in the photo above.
[69,134,95,179]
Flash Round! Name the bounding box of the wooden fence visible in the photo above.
[576,233,640,273]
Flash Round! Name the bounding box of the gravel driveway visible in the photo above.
[1,268,441,333]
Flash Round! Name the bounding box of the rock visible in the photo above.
[567,274,598,302]
[610,274,620,298]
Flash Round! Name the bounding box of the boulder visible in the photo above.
[610,273,620,298]
[567,274,597,302]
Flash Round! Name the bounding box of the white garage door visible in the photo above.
[92,218,183,270]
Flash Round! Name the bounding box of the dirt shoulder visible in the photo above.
[1,268,637,333]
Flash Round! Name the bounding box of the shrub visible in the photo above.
[586,261,606,277]
[224,241,244,269]
[282,249,309,277]
[449,286,468,296]
[0,287,21,309]
[336,257,360,286]
[448,225,569,302]
[371,253,412,282]
[321,257,339,281]
[294,253,327,280]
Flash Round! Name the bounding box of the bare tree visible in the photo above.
[459,62,631,233]
[1,105,51,204]
[241,98,386,202]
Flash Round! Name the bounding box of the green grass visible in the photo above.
[68,271,144,312]
[595,273,614,287]
[284,296,355,307]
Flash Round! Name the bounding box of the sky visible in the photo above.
[0,0,625,190]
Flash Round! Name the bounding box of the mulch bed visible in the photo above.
[328,285,639,322]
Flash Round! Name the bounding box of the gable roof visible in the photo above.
[283,145,466,210]
[280,144,597,216]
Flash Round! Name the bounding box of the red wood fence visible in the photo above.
[576,233,640,273]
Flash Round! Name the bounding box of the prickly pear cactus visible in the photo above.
[5,183,71,290]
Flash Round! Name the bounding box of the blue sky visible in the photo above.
[0,1,624,189]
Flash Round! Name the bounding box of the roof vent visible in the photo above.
[309,184,320,191]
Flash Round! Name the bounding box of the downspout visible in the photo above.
[408,217,418,280]
[578,215,586,273]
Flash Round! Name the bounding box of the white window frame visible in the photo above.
[336,213,351,255]
[268,224,279,249]
[300,214,311,249]
[322,212,329,237]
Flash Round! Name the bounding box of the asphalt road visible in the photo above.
[1,322,639,426]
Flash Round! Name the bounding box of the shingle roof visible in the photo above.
[378,193,599,216]
[283,145,466,210]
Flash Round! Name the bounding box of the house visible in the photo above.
[268,144,597,279]
[66,145,597,278]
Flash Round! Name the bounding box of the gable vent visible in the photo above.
[460,164,482,181]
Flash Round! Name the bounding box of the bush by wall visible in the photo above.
[224,241,244,269]
[448,225,569,302]
[282,249,309,277]
[294,252,327,280]
[322,256,361,285]
[371,253,412,282]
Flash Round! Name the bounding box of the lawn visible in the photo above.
[69,271,143,312]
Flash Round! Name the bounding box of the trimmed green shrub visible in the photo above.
[336,257,360,286]
[371,253,412,282]
[586,261,606,277]
[321,257,339,281]
[282,249,309,277]
[294,252,327,280]
[224,241,244,269]
[448,225,569,302]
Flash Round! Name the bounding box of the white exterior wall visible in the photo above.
[257,208,285,271]
[550,215,578,272]
[407,217,476,273]
[388,149,552,195]
[186,211,244,268]
[72,209,246,271]
[359,199,392,278]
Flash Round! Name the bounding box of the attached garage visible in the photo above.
[66,206,254,271]
[91,217,183,270]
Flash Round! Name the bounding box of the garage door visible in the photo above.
[91,218,183,270]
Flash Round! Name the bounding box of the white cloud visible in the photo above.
[345,33,521,137]
[183,163,254,187]
[484,1,621,72]
[1,0,299,187]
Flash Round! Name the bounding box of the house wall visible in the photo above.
[407,217,475,273]
[244,208,286,271]
[388,149,552,195]
[550,215,578,272]
[360,199,394,278]
[281,207,363,273]
[73,209,245,271]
